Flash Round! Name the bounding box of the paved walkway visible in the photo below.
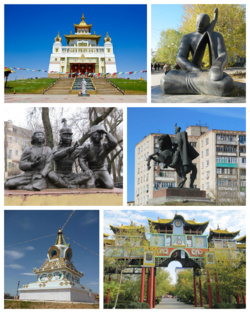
[4,94,147,103]
[151,70,246,103]
[156,298,202,309]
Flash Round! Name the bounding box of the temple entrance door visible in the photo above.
[80,64,86,75]
[87,64,95,73]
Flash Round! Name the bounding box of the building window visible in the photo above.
[15,150,18,156]
[138,158,140,164]
[216,157,238,164]
[202,173,204,179]
[55,58,57,61]
[206,149,209,156]
[201,162,204,168]
[108,58,111,61]
[206,160,209,166]
[202,184,204,190]
[201,151,203,158]
[190,142,196,147]
[201,141,203,147]
[239,135,246,144]
[216,168,222,174]
[242,158,246,163]
[206,171,210,179]
[55,48,58,53]
[138,178,140,184]
[107,48,111,53]
[206,182,209,189]
[147,195,149,202]
[15,137,18,143]
[9,137,12,143]
[138,148,140,154]
[206,138,209,145]
[147,141,149,147]
[8,149,12,157]
[138,168,140,174]
[8,162,12,168]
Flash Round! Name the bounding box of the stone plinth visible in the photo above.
[4,188,123,206]
[19,286,95,302]
[147,188,210,205]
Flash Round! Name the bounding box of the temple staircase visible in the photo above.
[71,77,95,92]
[44,78,74,95]
[92,78,123,95]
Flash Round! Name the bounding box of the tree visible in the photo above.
[155,29,184,64]
[204,249,246,304]
[104,223,149,308]
[180,4,246,66]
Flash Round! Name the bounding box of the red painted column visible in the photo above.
[207,270,213,309]
[149,267,154,309]
[105,276,112,304]
[153,270,156,308]
[140,267,146,303]
[236,293,241,304]
[147,273,150,304]
[215,273,221,303]
[199,276,203,307]
[193,275,197,307]
[241,287,246,304]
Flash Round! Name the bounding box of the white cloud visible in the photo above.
[25,246,35,251]
[79,212,98,226]
[20,273,37,276]
[5,264,24,269]
[5,250,24,260]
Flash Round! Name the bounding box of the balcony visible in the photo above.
[61,46,105,54]
[217,152,237,157]
[216,140,236,145]
[155,176,175,182]
[217,174,237,179]
[240,152,246,157]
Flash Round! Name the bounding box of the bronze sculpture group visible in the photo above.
[161,7,235,97]
[5,119,117,191]
[147,124,199,188]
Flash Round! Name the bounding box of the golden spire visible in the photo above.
[81,13,85,21]
[55,31,62,43]
[104,32,111,43]
[79,13,87,26]
[58,228,63,245]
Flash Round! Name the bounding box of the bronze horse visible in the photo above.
[147,134,197,188]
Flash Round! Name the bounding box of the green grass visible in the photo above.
[4,78,58,94]
[108,78,147,94]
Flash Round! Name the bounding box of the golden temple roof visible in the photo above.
[64,34,102,45]
[74,14,92,31]
[210,229,240,234]
[237,244,246,248]
[237,235,246,242]
[148,217,209,226]
[104,233,109,237]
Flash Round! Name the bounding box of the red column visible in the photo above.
[149,267,154,309]
[241,287,246,304]
[105,276,112,304]
[199,276,203,307]
[207,270,213,309]
[215,273,221,303]
[147,273,150,304]
[236,293,241,304]
[140,267,145,303]
[153,268,156,308]
[193,275,197,307]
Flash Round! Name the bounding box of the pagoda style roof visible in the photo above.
[237,235,246,243]
[34,257,83,277]
[237,244,246,249]
[109,224,145,235]
[148,215,209,234]
[104,239,115,246]
[64,34,102,45]
[208,228,240,241]
[74,14,92,32]
[104,233,109,238]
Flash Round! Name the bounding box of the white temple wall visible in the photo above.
[106,63,117,73]
[19,288,95,303]
[48,63,61,73]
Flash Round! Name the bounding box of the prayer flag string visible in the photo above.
[64,236,99,256]
[5,233,57,248]
[61,210,75,231]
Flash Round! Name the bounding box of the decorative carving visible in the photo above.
[191,249,203,256]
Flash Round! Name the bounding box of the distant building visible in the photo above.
[127,201,134,206]
[134,125,246,205]
[4,120,32,177]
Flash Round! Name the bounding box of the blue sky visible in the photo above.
[151,4,183,51]
[104,209,246,283]
[127,107,246,201]
[5,210,99,296]
[5,4,147,80]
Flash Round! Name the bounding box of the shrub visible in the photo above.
[212,303,246,309]
[155,298,160,305]
[141,302,150,309]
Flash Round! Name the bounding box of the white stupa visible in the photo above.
[19,228,95,302]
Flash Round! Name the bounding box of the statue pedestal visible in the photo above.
[147,188,211,205]
[4,188,123,206]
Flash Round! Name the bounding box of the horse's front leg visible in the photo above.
[147,153,158,171]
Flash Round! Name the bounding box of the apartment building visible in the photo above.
[4,120,32,177]
[134,126,246,205]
